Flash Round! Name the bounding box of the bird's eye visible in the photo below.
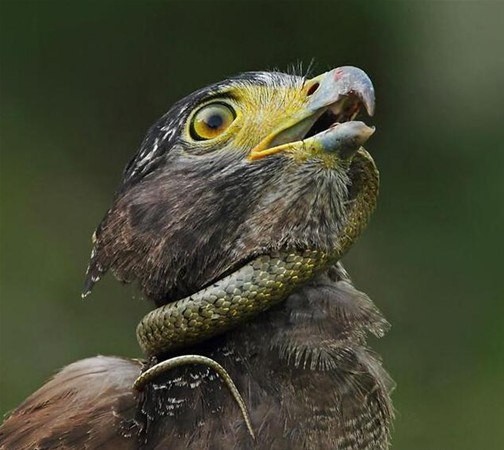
[190,103,236,140]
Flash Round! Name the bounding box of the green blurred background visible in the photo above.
[1,1,503,448]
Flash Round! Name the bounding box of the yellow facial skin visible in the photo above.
[184,81,312,158]
[230,83,312,152]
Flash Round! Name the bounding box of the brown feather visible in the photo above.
[2,270,393,449]
[0,357,142,449]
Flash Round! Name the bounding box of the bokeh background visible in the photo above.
[1,1,503,448]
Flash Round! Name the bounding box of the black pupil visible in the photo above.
[205,113,224,129]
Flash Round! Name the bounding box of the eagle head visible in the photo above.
[83,67,376,305]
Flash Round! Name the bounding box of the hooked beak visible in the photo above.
[249,66,376,161]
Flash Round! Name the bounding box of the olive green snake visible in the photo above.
[133,149,379,438]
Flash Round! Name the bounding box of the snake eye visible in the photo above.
[190,103,236,141]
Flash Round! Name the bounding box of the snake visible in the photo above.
[133,149,379,438]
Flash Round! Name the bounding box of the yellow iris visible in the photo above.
[190,103,236,140]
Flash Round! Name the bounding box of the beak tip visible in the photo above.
[365,96,376,117]
[353,122,376,146]
[330,66,376,117]
[364,124,376,137]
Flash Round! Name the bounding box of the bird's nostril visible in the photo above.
[306,82,319,96]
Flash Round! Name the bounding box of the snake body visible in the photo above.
[136,149,379,357]
[134,149,379,438]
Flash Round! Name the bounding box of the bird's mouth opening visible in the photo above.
[249,66,376,161]
[304,94,362,139]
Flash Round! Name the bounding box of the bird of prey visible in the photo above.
[0,67,394,449]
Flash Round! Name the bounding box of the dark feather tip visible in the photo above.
[81,270,100,299]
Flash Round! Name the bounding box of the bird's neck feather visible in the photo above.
[139,271,393,448]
